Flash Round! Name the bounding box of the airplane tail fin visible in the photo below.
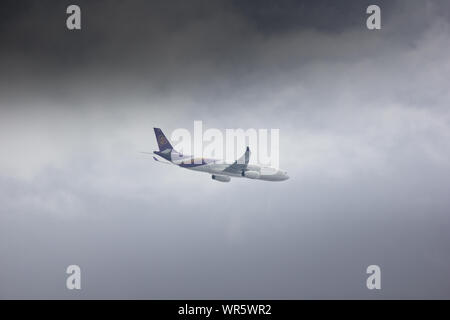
[154,128,173,152]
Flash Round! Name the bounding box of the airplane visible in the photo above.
[149,128,289,182]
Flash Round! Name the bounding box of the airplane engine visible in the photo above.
[244,171,260,179]
[212,174,231,182]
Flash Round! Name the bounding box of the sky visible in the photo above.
[1,0,450,299]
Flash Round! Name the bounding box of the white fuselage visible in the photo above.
[171,157,289,182]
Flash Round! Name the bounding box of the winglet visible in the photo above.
[237,146,251,165]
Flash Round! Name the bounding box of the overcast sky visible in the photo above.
[1,0,450,299]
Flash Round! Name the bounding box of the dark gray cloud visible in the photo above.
[1,0,450,299]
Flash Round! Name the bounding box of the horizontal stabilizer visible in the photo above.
[152,155,172,165]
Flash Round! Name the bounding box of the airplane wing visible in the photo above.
[223,147,251,175]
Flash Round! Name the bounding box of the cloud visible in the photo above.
[1,0,450,298]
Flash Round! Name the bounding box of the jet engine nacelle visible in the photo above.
[212,174,231,182]
[244,171,260,179]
